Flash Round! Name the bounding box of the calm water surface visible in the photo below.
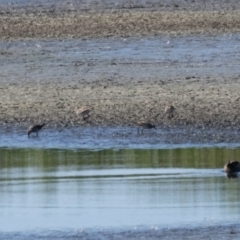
[1,128,240,237]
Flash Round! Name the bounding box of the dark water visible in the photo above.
[1,34,240,83]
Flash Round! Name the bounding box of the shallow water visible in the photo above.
[1,127,240,238]
[1,126,240,149]
[1,34,240,83]
[1,125,240,239]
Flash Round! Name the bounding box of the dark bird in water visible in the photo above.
[135,122,156,134]
[224,160,240,178]
[27,123,45,137]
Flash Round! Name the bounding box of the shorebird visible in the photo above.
[27,123,45,137]
[224,160,240,178]
[224,160,240,173]
[164,104,175,119]
[75,106,92,121]
[135,122,156,134]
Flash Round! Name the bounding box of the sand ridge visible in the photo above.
[0,10,240,39]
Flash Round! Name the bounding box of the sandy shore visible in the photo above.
[0,76,240,130]
[0,10,240,39]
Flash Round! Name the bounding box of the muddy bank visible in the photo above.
[1,224,240,240]
[0,10,240,39]
[0,76,240,129]
[0,3,240,131]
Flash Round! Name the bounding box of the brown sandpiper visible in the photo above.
[75,106,92,121]
[164,104,175,119]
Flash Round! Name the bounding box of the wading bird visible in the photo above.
[135,122,156,134]
[224,160,240,178]
[75,106,92,121]
[165,104,175,119]
[27,123,45,137]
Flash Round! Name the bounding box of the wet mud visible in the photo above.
[0,2,240,137]
[1,76,240,131]
[1,224,240,240]
[1,10,240,39]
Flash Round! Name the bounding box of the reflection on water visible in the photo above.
[1,147,240,234]
[1,147,240,169]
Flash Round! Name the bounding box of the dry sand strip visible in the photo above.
[0,10,240,39]
[0,77,240,128]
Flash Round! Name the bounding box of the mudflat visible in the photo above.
[1,76,240,130]
[0,2,240,130]
[1,10,240,39]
